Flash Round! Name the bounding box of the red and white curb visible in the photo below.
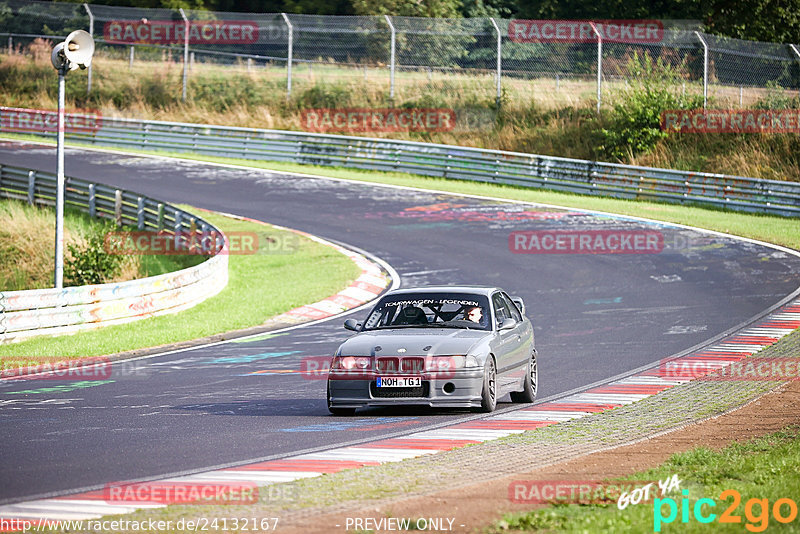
[1,300,798,525]
[204,212,392,324]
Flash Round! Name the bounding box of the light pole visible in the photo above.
[50,30,94,289]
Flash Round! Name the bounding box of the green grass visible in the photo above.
[5,133,795,251]
[0,208,361,359]
[3,51,800,181]
[493,425,800,533]
[0,199,198,290]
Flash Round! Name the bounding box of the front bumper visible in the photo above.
[327,369,484,409]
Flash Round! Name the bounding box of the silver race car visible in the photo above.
[327,286,536,415]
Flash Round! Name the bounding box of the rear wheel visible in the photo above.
[327,382,356,416]
[474,357,497,413]
[511,352,538,403]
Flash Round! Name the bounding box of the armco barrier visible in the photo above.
[2,107,798,216]
[0,162,228,342]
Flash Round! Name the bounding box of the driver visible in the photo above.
[465,306,485,326]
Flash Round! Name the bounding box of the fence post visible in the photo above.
[589,22,602,113]
[83,3,93,94]
[7,35,11,54]
[695,31,708,108]
[179,8,189,102]
[281,13,293,99]
[490,18,502,108]
[129,46,134,69]
[385,15,396,100]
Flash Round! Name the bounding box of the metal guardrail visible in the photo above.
[2,108,797,217]
[0,162,228,342]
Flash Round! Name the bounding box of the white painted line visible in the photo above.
[165,471,320,484]
[494,411,587,421]
[296,447,438,462]
[562,393,652,404]
[403,429,525,440]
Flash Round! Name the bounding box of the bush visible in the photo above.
[64,222,123,286]
[753,81,800,110]
[598,53,703,161]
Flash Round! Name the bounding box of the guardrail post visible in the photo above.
[88,183,96,218]
[7,36,11,54]
[157,203,164,230]
[114,189,122,226]
[281,13,293,99]
[385,15,396,100]
[174,210,182,250]
[490,18,503,108]
[590,22,602,113]
[137,197,145,230]
[179,8,189,102]
[83,3,93,94]
[695,31,709,108]
[200,222,210,253]
[27,170,36,205]
[129,46,134,70]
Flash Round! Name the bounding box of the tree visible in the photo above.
[351,0,462,17]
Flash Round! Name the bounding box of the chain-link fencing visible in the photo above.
[1,0,799,109]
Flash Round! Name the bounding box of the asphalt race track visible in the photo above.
[1,141,799,503]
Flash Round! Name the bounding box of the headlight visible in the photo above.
[465,355,480,368]
[426,355,465,371]
[332,356,372,370]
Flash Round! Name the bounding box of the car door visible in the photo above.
[492,292,525,390]
[501,291,533,377]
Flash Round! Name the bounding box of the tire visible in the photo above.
[474,356,497,413]
[327,382,356,416]
[511,352,538,403]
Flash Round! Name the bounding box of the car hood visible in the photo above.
[338,328,491,357]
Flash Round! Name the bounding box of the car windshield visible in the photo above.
[362,292,491,331]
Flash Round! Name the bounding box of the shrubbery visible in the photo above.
[65,222,123,286]
[598,53,704,161]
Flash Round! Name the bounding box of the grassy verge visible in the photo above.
[0,208,361,359]
[493,425,800,533]
[2,50,800,181]
[0,199,200,290]
[4,133,796,251]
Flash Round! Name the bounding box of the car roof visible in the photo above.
[384,286,502,297]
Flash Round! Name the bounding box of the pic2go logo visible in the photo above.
[654,489,799,532]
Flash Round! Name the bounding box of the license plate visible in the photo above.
[377,376,421,388]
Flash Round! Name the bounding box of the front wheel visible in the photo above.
[511,352,538,403]
[474,357,497,413]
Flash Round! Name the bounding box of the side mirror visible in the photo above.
[511,296,525,316]
[344,318,361,331]
[499,318,517,331]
